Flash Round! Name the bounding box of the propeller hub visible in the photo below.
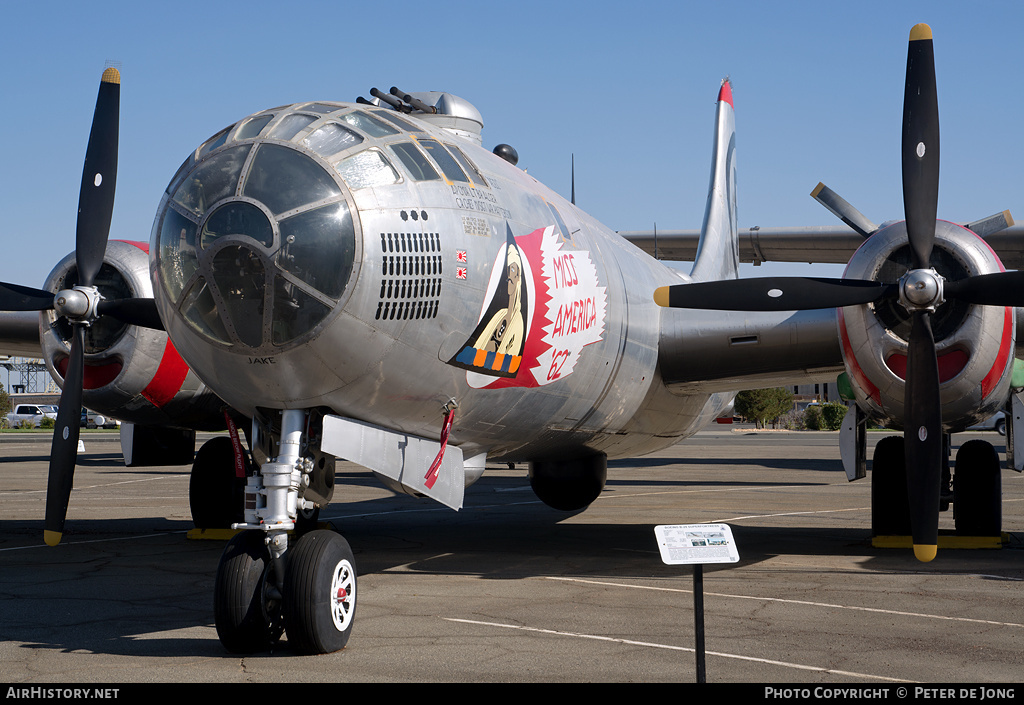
[899,269,944,312]
[54,286,102,323]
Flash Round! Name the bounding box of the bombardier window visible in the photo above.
[390,143,440,181]
[173,144,251,216]
[334,149,400,189]
[201,201,274,249]
[157,207,199,302]
[339,111,398,138]
[273,276,330,346]
[303,123,363,156]
[419,139,469,183]
[210,245,266,348]
[277,201,356,298]
[181,277,231,345]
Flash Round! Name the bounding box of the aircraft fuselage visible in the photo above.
[151,101,723,464]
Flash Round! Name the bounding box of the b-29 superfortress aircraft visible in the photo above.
[1,23,1020,654]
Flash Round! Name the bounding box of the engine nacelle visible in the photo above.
[529,451,607,510]
[40,240,225,431]
[839,221,1014,431]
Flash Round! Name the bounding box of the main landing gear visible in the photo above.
[871,434,1002,541]
[212,409,356,654]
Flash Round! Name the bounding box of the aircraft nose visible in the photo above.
[151,138,359,352]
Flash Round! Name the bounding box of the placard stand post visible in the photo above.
[655,524,739,683]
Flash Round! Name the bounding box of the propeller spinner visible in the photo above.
[654,24,1023,561]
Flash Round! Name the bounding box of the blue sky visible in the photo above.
[1,0,1021,290]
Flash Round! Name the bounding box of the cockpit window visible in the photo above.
[243,144,342,214]
[235,114,274,140]
[447,145,488,187]
[334,149,400,189]
[269,113,317,141]
[390,142,440,181]
[338,111,398,138]
[173,144,252,216]
[198,126,231,157]
[418,139,469,183]
[368,109,423,133]
[302,123,363,157]
[301,103,342,114]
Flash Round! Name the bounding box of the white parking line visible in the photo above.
[547,576,1024,628]
[442,617,910,682]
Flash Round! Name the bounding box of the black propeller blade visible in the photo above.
[96,298,165,331]
[40,68,123,546]
[654,277,894,311]
[902,24,940,272]
[75,68,120,289]
[903,311,942,562]
[944,271,1024,307]
[899,23,942,562]
[0,282,57,311]
[44,325,85,546]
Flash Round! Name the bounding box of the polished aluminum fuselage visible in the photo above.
[152,101,732,462]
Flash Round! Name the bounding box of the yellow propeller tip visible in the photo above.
[810,182,825,198]
[44,530,63,547]
[913,544,937,562]
[101,67,121,85]
[910,23,932,42]
[653,287,670,307]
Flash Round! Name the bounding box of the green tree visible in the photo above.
[735,388,794,428]
[0,386,9,418]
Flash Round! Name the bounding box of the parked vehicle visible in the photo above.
[6,404,58,427]
[80,408,120,429]
[968,411,1006,435]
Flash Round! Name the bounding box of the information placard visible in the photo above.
[654,523,739,565]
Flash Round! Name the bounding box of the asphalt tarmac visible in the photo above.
[2,427,1023,684]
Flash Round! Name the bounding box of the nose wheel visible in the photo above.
[283,530,357,654]
[213,529,357,654]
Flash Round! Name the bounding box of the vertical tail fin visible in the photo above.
[689,78,739,283]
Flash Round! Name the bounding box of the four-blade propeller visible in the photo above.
[0,68,163,546]
[655,24,1020,561]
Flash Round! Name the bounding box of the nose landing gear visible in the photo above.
[212,409,357,654]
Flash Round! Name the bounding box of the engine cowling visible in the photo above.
[839,220,1014,431]
[39,240,225,430]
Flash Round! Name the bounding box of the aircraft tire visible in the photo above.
[213,530,283,653]
[283,529,357,654]
[871,435,911,537]
[954,439,1001,537]
[189,436,244,529]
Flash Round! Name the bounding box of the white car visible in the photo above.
[968,412,1006,436]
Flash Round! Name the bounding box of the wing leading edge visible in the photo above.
[621,223,1024,267]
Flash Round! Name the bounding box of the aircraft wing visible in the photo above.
[0,311,43,357]
[619,224,1024,268]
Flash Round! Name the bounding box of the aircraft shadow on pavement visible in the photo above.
[4,471,1023,659]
